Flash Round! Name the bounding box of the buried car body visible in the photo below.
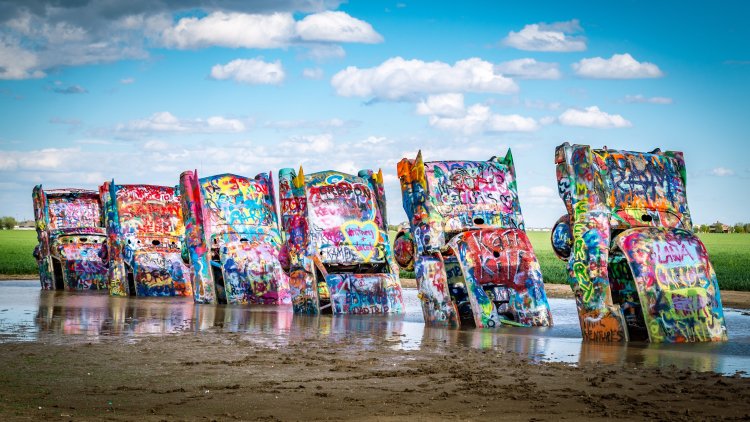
[100,182,192,297]
[397,150,552,328]
[278,167,403,315]
[552,143,727,343]
[32,186,108,291]
[179,171,290,305]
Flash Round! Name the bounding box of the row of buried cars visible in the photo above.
[32,143,728,343]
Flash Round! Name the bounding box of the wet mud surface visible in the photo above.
[1,280,750,420]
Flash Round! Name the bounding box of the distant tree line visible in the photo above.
[694,222,750,234]
[0,216,17,230]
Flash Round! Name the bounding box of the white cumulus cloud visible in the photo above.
[296,11,383,43]
[116,111,247,134]
[415,94,538,134]
[495,58,561,79]
[416,93,466,118]
[0,4,383,80]
[573,53,663,79]
[502,20,586,52]
[558,106,632,128]
[331,57,518,101]
[210,58,285,85]
[161,10,381,50]
[427,105,538,135]
[162,12,296,49]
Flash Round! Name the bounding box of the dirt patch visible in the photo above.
[400,278,417,288]
[0,332,748,421]
[0,274,37,280]
[543,283,576,300]
[718,290,750,310]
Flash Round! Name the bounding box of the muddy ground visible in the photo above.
[2,279,749,421]
[0,331,749,421]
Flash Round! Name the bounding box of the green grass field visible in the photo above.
[2,229,750,291]
[0,230,38,275]
[525,230,568,285]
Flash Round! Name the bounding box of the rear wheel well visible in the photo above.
[52,258,64,290]
[608,246,648,341]
[125,264,136,297]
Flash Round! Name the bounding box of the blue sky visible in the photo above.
[1,0,749,227]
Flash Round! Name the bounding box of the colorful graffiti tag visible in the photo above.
[101,182,192,298]
[278,167,403,315]
[397,150,552,328]
[553,143,727,343]
[179,171,290,305]
[326,273,403,314]
[616,228,726,342]
[32,186,108,291]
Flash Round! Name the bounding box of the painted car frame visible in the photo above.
[100,182,192,297]
[397,150,552,328]
[179,171,290,305]
[278,167,404,315]
[32,186,108,290]
[552,142,727,343]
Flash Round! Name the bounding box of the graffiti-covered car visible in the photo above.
[278,167,404,315]
[397,150,552,328]
[32,186,108,290]
[553,143,727,343]
[100,182,192,297]
[180,171,290,305]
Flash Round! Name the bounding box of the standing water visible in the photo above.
[1,280,748,376]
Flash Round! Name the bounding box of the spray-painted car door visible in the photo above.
[448,228,552,328]
[615,227,727,343]
[133,250,190,296]
[56,241,108,290]
[217,235,291,305]
[414,255,460,327]
[325,273,403,315]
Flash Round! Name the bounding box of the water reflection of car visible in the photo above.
[396,150,552,328]
[552,143,727,343]
[278,167,404,315]
[32,186,108,290]
[180,171,290,305]
[100,181,192,297]
[34,292,293,338]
